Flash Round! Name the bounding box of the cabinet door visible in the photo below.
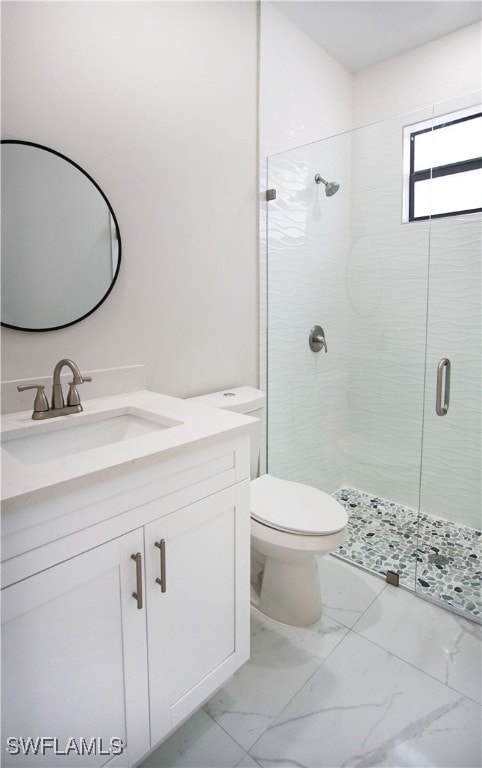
[145,483,250,746]
[1,529,149,768]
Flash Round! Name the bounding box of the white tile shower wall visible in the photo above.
[351,36,481,528]
[420,213,481,529]
[262,9,480,515]
[420,92,481,531]
[266,139,351,493]
[259,2,352,475]
[344,109,433,510]
[346,108,481,528]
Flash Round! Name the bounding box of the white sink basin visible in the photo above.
[2,410,181,465]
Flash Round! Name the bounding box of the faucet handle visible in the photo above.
[17,384,50,416]
[66,376,91,407]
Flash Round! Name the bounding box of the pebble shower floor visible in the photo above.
[332,487,482,622]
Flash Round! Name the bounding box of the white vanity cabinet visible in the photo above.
[1,528,150,768]
[144,486,249,746]
[1,407,252,768]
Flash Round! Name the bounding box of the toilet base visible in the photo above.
[250,509,347,628]
[254,553,322,627]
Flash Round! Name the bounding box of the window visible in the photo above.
[403,109,482,222]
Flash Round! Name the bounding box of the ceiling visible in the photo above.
[272,1,482,73]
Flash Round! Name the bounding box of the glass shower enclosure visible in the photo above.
[265,97,481,622]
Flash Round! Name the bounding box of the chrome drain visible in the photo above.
[427,553,450,566]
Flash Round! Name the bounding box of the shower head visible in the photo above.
[314,174,340,196]
[325,181,340,196]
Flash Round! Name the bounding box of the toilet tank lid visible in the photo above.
[187,386,265,413]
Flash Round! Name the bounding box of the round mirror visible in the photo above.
[1,140,121,331]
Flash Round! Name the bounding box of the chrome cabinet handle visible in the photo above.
[155,539,166,593]
[131,552,143,609]
[436,358,451,416]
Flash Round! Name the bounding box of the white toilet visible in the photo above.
[187,387,348,627]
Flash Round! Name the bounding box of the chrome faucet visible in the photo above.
[18,359,92,420]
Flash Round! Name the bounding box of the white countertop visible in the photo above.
[1,390,256,503]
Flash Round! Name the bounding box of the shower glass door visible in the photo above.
[266,102,481,620]
[416,95,481,619]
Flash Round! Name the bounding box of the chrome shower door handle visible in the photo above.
[436,358,451,416]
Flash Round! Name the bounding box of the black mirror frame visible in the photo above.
[1,139,122,332]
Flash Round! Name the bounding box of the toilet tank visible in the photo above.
[187,387,265,479]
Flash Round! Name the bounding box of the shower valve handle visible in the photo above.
[313,334,327,350]
[309,326,327,353]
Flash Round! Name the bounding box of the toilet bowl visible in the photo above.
[187,387,348,627]
[250,473,347,626]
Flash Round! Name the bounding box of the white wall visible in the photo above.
[353,21,482,126]
[1,1,258,398]
[259,2,353,158]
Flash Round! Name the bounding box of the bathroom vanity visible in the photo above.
[1,390,255,767]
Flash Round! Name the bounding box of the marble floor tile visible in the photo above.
[235,754,261,767]
[319,554,387,628]
[139,709,244,768]
[204,608,348,751]
[353,585,482,703]
[250,632,481,768]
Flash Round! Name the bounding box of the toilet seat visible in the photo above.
[250,474,348,536]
